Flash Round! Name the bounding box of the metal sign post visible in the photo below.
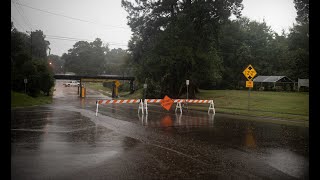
[24,78,28,94]
[248,87,250,111]
[143,84,147,102]
[185,80,189,111]
[243,65,257,111]
[115,80,121,98]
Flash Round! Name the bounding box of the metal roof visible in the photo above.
[253,76,293,83]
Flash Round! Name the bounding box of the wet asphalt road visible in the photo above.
[11,80,309,179]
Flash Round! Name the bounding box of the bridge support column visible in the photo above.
[112,81,116,98]
[79,80,82,97]
[129,80,134,94]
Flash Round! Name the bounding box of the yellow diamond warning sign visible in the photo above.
[243,64,257,81]
[115,80,121,87]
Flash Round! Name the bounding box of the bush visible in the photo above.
[12,57,55,97]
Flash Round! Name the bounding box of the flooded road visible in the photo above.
[11,80,309,179]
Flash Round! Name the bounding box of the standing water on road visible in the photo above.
[11,80,308,179]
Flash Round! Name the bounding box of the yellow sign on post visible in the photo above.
[243,64,257,111]
[243,64,257,81]
[115,80,121,87]
[246,81,253,88]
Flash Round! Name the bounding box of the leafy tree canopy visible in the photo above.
[122,0,243,98]
[62,38,108,75]
[11,23,54,96]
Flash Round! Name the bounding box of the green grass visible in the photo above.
[11,91,52,108]
[83,83,310,122]
[85,82,113,96]
[85,82,136,97]
[90,87,309,121]
[119,88,143,99]
[195,90,309,121]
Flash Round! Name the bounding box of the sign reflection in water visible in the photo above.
[244,126,257,148]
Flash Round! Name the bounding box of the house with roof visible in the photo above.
[252,76,295,91]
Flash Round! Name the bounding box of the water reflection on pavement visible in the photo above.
[11,80,309,179]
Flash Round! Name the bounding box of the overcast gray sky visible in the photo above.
[11,0,297,56]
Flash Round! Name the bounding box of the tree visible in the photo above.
[104,48,130,75]
[11,23,54,96]
[219,17,275,89]
[286,0,309,80]
[30,30,50,59]
[294,0,309,25]
[122,0,243,98]
[48,54,64,74]
[62,38,107,75]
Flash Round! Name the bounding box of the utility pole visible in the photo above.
[30,31,32,61]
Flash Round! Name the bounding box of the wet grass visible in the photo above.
[85,82,112,96]
[11,91,52,107]
[85,82,132,97]
[195,90,309,121]
[119,88,143,99]
[84,84,309,122]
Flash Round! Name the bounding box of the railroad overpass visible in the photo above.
[53,74,135,97]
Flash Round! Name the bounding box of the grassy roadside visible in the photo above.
[12,81,309,124]
[83,83,310,122]
[11,91,52,108]
[114,88,309,122]
[195,90,309,121]
[85,82,134,97]
[85,82,113,96]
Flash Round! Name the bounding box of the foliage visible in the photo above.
[11,24,55,97]
[48,54,64,74]
[294,0,309,24]
[286,0,309,79]
[121,0,309,93]
[30,30,50,59]
[219,17,283,89]
[62,38,107,75]
[122,0,243,98]
[104,48,132,75]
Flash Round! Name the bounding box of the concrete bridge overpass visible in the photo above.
[53,74,135,97]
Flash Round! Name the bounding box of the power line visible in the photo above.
[11,16,26,32]
[12,1,130,30]
[46,35,92,42]
[15,0,33,30]
[11,0,32,30]
[46,36,128,47]
[10,19,128,46]
[46,34,128,45]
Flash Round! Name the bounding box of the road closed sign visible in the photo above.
[246,81,253,88]
[160,95,174,111]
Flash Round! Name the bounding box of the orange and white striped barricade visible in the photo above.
[96,98,215,116]
[174,99,215,114]
[144,99,215,115]
[174,99,186,113]
[143,99,162,115]
[95,99,142,116]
